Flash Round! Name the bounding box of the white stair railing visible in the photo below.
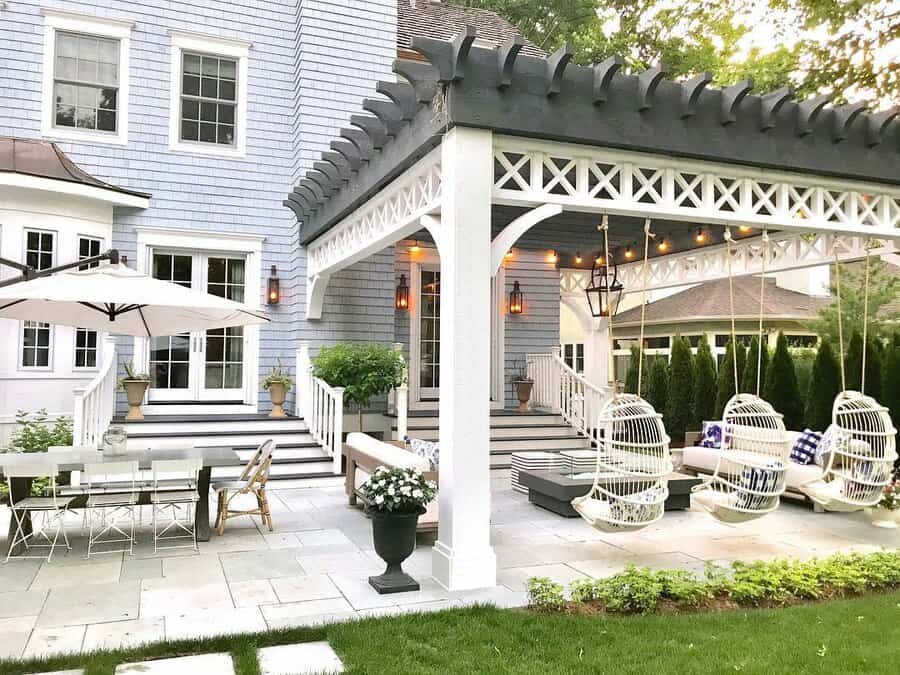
[526,350,610,443]
[73,335,118,447]
[296,343,344,474]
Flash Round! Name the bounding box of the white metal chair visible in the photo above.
[3,459,74,562]
[83,460,140,557]
[150,459,201,553]
[48,445,100,529]
[214,440,275,534]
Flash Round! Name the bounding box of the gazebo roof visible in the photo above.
[287,27,899,245]
[0,137,150,203]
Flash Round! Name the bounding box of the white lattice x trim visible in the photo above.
[493,137,900,239]
[307,149,442,279]
[613,232,895,294]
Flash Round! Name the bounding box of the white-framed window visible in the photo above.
[40,9,133,145]
[21,229,56,369]
[168,31,250,158]
[21,321,53,369]
[562,342,584,373]
[74,328,98,369]
[76,235,103,369]
[78,235,102,269]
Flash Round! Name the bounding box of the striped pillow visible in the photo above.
[790,429,822,465]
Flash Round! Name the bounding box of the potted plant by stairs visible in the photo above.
[870,478,899,529]
[262,363,292,418]
[513,362,534,413]
[119,362,151,421]
[360,466,437,594]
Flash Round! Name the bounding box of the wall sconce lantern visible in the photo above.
[585,256,623,318]
[267,265,280,305]
[395,274,409,310]
[508,280,524,315]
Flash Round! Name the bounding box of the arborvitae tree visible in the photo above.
[804,337,841,432]
[740,335,770,397]
[646,356,669,415]
[624,344,641,395]
[665,336,695,443]
[883,333,900,433]
[693,338,717,427]
[715,339,747,418]
[764,332,804,430]
[845,330,884,400]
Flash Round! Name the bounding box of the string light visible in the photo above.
[408,240,421,253]
[574,252,583,265]
[624,243,635,260]
[738,225,752,234]
[595,253,605,265]
[548,250,558,264]
[657,236,671,253]
[695,228,707,244]
[505,249,514,260]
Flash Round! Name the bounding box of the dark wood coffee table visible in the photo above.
[517,469,702,518]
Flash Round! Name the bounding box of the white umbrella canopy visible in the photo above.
[0,263,268,337]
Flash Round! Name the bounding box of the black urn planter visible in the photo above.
[368,507,424,594]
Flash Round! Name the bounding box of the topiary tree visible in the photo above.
[692,338,717,427]
[764,332,804,430]
[804,338,841,432]
[311,343,406,432]
[624,344,641,395]
[845,330,884,401]
[665,336,694,443]
[740,336,769,397]
[715,339,747,418]
[646,356,669,415]
[882,333,900,436]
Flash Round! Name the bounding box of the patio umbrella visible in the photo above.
[0,262,268,336]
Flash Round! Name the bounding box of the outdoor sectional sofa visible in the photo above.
[343,432,439,534]
[682,430,825,510]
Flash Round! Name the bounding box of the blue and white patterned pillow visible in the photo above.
[700,421,723,448]
[816,424,849,467]
[409,438,440,470]
[790,429,822,465]
[737,462,783,510]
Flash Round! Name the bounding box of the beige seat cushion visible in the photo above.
[684,444,823,490]
[346,432,431,472]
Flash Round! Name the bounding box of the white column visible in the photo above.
[432,127,497,591]
[584,317,611,388]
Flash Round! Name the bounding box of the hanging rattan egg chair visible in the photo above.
[800,243,898,511]
[691,230,791,523]
[572,218,673,532]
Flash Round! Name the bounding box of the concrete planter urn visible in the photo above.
[121,379,149,421]
[368,508,425,594]
[870,506,898,529]
[514,379,534,413]
[267,382,287,418]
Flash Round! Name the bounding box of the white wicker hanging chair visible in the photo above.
[571,218,673,533]
[799,244,898,511]
[572,393,673,532]
[801,392,897,511]
[692,393,791,523]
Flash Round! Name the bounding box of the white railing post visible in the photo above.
[332,387,344,474]
[392,342,408,441]
[296,342,311,420]
[73,335,117,447]
[72,386,86,445]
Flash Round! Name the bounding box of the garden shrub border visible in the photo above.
[527,550,900,615]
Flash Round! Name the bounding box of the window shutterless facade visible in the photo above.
[76,236,102,368]
[25,230,55,270]
[21,230,55,369]
[53,32,119,133]
[179,52,237,146]
[78,235,102,269]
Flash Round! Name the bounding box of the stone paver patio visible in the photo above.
[1,472,897,661]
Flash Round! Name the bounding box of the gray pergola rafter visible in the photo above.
[286,26,900,244]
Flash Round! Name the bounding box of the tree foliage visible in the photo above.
[804,338,841,432]
[624,344,642,395]
[844,330,883,401]
[740,336,769,398]
[692,338,717,427]
[715,339,747,418]
[646,356,669,415]
[882,333,900,433]
[809,259,900,347]
[455,0,898,105]
[665,336,694,442]
[764,332,804,430]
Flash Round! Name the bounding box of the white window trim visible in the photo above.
[19,321,55,371]
[24,227,57,269]
[168,30,251,159]
[73,327,100,371]
[40,9,134,146]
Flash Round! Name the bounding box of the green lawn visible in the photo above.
[4,592,900,675]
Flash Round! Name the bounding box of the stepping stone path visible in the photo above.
[259,641,345,674]
[116,653,235,674]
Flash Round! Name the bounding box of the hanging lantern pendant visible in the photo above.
[585,251,623,318]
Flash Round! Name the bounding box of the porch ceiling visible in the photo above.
[287,28,899,245]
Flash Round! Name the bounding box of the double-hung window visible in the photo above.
[21,230,55,369]
[169,32,249,157]
[41,10,133,145]
[53,32,119,133]
[75,236,102,369]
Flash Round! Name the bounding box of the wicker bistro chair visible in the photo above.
[83,460,140,557]
[150,459,202,553]
[3,459,74,562]
[213,440,275,534]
